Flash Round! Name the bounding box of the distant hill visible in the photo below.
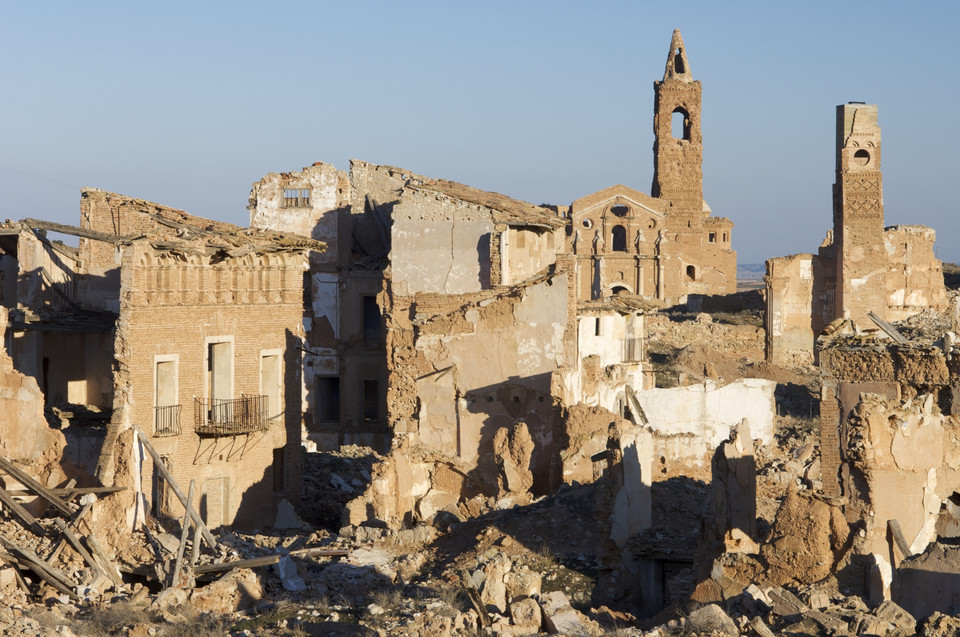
[737,263,765,292]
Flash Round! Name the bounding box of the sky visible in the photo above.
[1,1,958,264]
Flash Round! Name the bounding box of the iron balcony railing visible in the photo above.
[153,404,182,437]
[194,395,269,436]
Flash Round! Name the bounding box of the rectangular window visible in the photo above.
[362,296,381,340]
[362,379,380,424]
[708,232,716,243]
[206,340,233,426]
[152,456,173,517]
[316,376,340,424]
[273,448,285,492]
[260,352,282,421]
[595,317,602,336]
[282,188,311,208]
[154,358,179,436]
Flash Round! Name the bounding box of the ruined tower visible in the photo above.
[833,103,886,324]
[652,29,703,219]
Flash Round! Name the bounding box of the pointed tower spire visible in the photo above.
[663,29,693,81]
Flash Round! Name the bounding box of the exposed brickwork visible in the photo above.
[116,242,306,529]
[819,382,841,496]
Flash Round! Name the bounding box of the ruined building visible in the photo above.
[1,190,319,530]
[765,103,948,366]
[568,29,736,305]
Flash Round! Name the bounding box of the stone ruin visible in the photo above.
[0,27,959,637]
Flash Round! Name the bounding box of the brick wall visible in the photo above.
[118,242,305,530]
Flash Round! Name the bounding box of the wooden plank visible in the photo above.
[0,486,44,534]
[60,479,78,503]
[0,551,32,594]
[0,538,78,599]
[0,455,74,517]
[189,520,202,570]
[86,536,125,589]
[169,480,194,589]
[868,311,908,344]
[47,502,93,563]
[53,519,106,583]
[460,568,492,628]
[888,519,912,564]
[193,548,349,575]
[134,429,217,551]
[4,486,126,497]
[21,218,135,245]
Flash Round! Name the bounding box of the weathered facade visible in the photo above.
[569,30,736,305]
[818,335,960,602]
[2,190,318,530]
[765,103,947,366]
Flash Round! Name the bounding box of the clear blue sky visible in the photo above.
[1,1,957,264]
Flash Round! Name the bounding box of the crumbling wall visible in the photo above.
[884,225,947,321]
[342,434,483,528]
[0,311,67,484]
[101,242,307,530]
[392,273,569,497]
[841,393,960,592]
[502,227,561,285]
[765,254,819,366]
[390,187,497,295]
[248,161,349,265]
[632,379,775,476]
[563,309,651,412]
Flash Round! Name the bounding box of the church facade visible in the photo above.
[568,30,737,306]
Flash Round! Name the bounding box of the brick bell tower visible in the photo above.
[652,29,703,223]
[833,103,886,324]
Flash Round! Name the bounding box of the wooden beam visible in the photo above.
[86,536,125,589]
[0,538,79,600]
[169,480,194,589]
[134,429,217,550]
[0,455,74,517]
[4,486,126,498]
[193,548,349,575]
[47,502,93,563]
[53,519,107,584]
[21,218,135,245]
[0,486,44,534]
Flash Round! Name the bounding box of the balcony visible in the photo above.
[153,404,182,437]
[194,395,269,437]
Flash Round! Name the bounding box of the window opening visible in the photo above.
[362,296,381,340]
[686,265,696,281]
[316,376,340,423]
[362,379,380,424]
[282,188,311,208]
[671,108,690,140]
[273,448,285,492]
[611,225,627,252]
[261,354,281,421]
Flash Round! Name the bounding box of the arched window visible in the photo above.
[612,285,629,296]
[611,225,627,252]
[671,107,691,140]
[686,265,696,281]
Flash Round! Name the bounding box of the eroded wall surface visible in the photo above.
[108,242,306,530]
[632,379,775,475]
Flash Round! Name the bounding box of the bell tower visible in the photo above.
[652,29,703,220]
[833,102,886,323]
